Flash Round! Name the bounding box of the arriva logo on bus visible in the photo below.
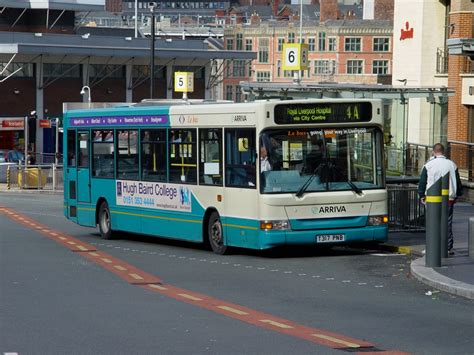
[313,206,347,214]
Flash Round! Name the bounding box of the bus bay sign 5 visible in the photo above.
[282,43,309,71]
[174,72,194,93]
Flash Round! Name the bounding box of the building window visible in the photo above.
[90,65,124,78]
[314,60,335,75]
[225,85,233,101]
[308,38,316,52]
[283,70,293,78]
[226,38,234,50]
[277,60,281,77]
[288,32,295,43]
[373,37,390,52]
[372,60,389,75]
[318,32,326,51]
[277,38,285,52]
[347,60,363,74]
[235,89,242,103]
[233,60,246,77]
[236,33,243,50]
[245,38,253,51]
[44,63,80,78]
[256,71,271,82]
[328,37,336,51]
[344,37,361,52]
[0,62,33,78]
[258,38,269,63]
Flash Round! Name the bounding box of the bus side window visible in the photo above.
[67,130,76,167]
[117,130,138,180]
[224,128,256,188]
[141,129,167,182]
[199,128,223,186]
[168,129,197,184]
[92,130,115,178]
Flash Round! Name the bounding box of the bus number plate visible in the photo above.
[316,234,345,243]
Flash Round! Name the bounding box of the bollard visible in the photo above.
[440,173,449,258]
[425,177,442,267]
[469,217,474,261]
[6,165,10,190]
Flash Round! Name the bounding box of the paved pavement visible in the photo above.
[381,202,474,300]
[1,183,473,300]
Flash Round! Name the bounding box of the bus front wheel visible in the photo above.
[208,212,227,255]
[98,201,114,240]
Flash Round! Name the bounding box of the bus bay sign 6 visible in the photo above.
[282,43,309,71]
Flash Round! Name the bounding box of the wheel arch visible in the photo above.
[202,207,219,245]
[95,197,108,225]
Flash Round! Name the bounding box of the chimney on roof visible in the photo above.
[272,0,279,17]
[374,0,394,21]
[320,0,340,23]
[105,0,122,13]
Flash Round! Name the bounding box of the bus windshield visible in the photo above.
[259,127,384,194]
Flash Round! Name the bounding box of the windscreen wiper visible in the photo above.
[295,164,323,198]
[345,179,363,195]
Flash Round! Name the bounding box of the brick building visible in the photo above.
[223,18,392,102]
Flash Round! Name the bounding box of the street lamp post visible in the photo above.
[80,85,91,106]
[149,2,157,99]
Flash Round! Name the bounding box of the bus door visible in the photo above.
[65,129,78,222]
[77,131,91,204]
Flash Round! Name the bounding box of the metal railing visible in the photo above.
[448,140,474,182]
[406,143,432,177]
[387,178,425,232]
[6,164,63,192]
[436,47,449,74]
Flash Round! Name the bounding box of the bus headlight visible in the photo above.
[260,220,290,231]
[367,215,389,226]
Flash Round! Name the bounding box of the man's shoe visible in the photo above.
[448,249,455,256]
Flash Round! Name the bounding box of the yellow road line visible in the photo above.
[311,334,360,348]
[113,265,127,271]
[67,241,77,245]
[101,258,113,264]
[217,306,249,316]
[89,252,100,257]
[76,245,89,251]
[259,320,294,329]
[149,284,168,291]
[178,293,203,301]
[129,273,144,280]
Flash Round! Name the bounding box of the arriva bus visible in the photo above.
[63,99,388,254]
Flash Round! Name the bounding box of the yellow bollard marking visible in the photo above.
[426,196,442,203]
[113,265,127,271]
[441,189,449,196]
[259,320,294,329]
[178,293,202,301]
[129,273,144,280]
[101,258,113,264]
[311,334,360,348]
[149,284,168,291]
[217,306,249,316]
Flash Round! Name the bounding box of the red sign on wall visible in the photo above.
[39,119,51,128]
[400,21,414,40]
[2,120,24,128]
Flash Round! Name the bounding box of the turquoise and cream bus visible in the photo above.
[63,99,388,254]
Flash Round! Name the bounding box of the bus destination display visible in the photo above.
[274,102,372,124]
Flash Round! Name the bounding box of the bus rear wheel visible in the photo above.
[208,212,227,255]
[98,201,114,240]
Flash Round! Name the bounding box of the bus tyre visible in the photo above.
[98,201,114,240]
[208,212,227,255]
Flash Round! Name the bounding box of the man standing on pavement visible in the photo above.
[418,143,463,256]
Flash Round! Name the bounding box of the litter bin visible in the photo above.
[18,168,47,189]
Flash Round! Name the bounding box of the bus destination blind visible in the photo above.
[274,102,372,124]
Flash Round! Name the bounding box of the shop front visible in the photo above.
[0,117,24,150]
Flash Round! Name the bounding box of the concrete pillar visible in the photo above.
[166,63,173,99]
[126,64,133,103]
